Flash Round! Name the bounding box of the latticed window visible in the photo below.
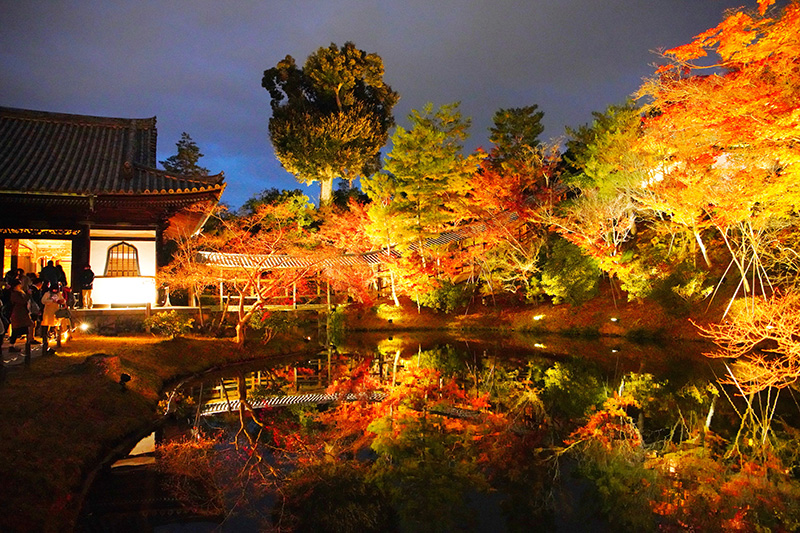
[104,242,141,277]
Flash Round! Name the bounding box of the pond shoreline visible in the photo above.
[1,291,725,531]
[339,289,720,342]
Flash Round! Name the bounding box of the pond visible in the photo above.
[78,331,798,532]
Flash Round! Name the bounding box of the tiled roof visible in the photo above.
[197,249,398,270]
[0,106,224,196]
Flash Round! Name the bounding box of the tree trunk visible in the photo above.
[236,287,247,347]
[693,228,712,268]
[320,177,334,207]
[389,269,400,307]
[235,320,246,348]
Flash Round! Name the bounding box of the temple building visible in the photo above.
[0,106,225,306]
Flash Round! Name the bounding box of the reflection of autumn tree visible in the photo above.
[156,435,225,517]
[649,452,800,532]
[699,291,800,454]
[278,463,398,533]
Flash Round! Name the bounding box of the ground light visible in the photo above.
[376,303,403,324]
[79,323,90,332]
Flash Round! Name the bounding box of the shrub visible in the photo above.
[540,238,600,305]
[143,310,194,338]
[416,281,475,313]
[249,309,300,344]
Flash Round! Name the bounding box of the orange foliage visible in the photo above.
[650,452,800,531]
[639,1,800,237]
[565,394,642,450]
[699,291,800,394]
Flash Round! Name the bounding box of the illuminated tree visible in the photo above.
[160,132,209,176]
[636,0,800,297]
[699,291,800,454]
[487,105,545,173]
[464,105,560,301]
[555,103,647,276]
[263,42,398,206]
[362,103,481,307]
[380,102,480,249]
[169,196,322,347]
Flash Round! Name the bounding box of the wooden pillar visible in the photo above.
[70,226,90,291]
[8,239,19,273]
[327,281,331,311]
[292,281,297,310]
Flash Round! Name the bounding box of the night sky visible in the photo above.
[1,0,756,209]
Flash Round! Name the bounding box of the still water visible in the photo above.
[79,331,725,532]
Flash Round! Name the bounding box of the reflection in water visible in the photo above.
[80,331,799,532]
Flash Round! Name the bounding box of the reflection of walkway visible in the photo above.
[200,391,481,419]
[201,392,385,416]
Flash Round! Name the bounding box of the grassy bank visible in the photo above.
[342,287,722,341]
[0,334,312,533]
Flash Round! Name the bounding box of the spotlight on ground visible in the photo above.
[79,323,90,331]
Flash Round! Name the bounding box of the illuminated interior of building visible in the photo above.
[3,238,72,280]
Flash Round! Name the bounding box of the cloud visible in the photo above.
[1,0,754,208]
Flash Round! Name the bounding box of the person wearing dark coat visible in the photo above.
[79,265,95,309]
[40,261,60,291]
[30,278,45,334]
[56,264,67,288]
[7,279,36,352]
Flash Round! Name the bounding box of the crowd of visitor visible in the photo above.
[0,262,94,353]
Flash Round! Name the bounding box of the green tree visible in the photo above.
[379,102,480,255]
[487,105,545,172]
[465,105,557,301]
[160,132,209,176]
[263,42,399,206]
[237,187,310,219]
[362,103,481,306]
[554,103,646,276]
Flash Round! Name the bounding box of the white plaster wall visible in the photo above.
[92,276,157,305]
[89,233,157,305]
